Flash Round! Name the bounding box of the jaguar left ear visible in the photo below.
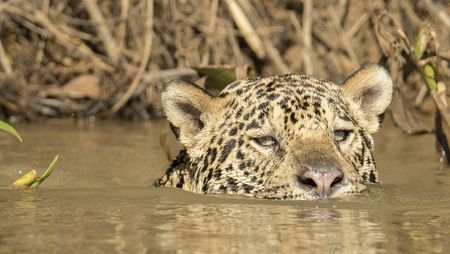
[341,65,393,133]
[162,80,220,149]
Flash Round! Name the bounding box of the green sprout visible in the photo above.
[0,120,59,189]
[11,155,59,188]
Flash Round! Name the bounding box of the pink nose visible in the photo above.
[297,169,343,197]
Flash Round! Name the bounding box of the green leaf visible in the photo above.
[414,28,427,60]
[0,120,22,142]
[193,65,257,90]
[194,66,237,90]
[30,154,59,188]
[423,64,437,93]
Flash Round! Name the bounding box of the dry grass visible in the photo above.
[0,0,449,127]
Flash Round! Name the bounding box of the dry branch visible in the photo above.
[34,10,113,72]
[0,0,449,124]
[116,0,130,59]
[83,0,119,62]
[421,0,450,29]
[103,0,154,116]
[224,0,266,59]
[0,40,12,74]
[345,13,368,38]
[302,0,313,74]
[328,6,359,70]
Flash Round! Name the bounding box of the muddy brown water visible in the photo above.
[0,119,449,253]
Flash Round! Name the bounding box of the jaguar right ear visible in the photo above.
[341,65,393,133]
[162,80,220,149]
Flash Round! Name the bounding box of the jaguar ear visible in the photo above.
[341,65,393,133]
[162,80,219,149]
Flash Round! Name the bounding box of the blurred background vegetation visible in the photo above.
[0,0,449,135]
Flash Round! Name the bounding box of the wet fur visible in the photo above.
[155,65,393,200]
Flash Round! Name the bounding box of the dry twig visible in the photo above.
[421,0,450,29]
[345,13,368,38]
[328,6,359,70]
[83,0,119,62]
[302,0,313,74]
[0,40,12,74]
[34,10,113,72]
[116,0,130,59]
[103,0,154,116]
[224,0,266,59]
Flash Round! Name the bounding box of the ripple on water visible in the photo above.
[0,120,450,253]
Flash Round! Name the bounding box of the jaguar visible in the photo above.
[155,65,393,200]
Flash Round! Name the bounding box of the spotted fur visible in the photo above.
[155,65,393,200]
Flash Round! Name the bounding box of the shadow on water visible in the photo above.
[0,119,449,253]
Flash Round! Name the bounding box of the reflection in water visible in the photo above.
[0,120,450,253]
[3,191,450,254]
[151,203,385,253]
[390,210,450,254]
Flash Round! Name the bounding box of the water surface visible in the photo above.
[0,119,449,253]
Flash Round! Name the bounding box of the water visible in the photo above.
[0,119,449,253]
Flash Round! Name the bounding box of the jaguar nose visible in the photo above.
[297,168,344,198]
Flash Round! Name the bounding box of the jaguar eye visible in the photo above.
[334,130,351,142]
[253,136,278,147]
